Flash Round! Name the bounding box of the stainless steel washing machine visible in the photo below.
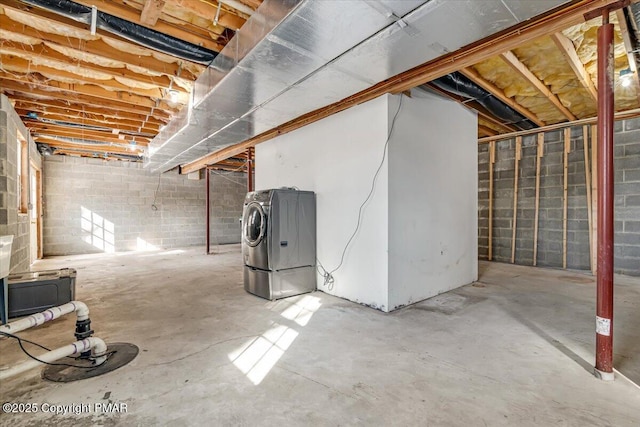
[242,188,316,300]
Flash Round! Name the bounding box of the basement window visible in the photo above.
[17,135,28,215]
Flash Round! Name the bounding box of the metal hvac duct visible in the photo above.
[146,0,571,173]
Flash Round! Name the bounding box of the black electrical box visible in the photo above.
[7,269,76,318]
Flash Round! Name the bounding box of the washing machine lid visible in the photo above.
[243,202,266,247]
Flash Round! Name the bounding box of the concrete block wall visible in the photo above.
[479,118,640,276]
[43,156,246,255]
[0,95,42,273]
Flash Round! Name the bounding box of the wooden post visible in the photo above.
[511,136,522,263]
[488,141,496,261]
[583,125,594,273]
[533,133,544,266]
[591,124,598,275]
[563,128,571,269]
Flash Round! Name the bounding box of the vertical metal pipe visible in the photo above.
[247,149,254,192]
[595,13,615,381]
[206,168,211,255]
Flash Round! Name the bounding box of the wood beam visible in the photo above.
[9,93,171,121]
[0,42,185,94]
[142,0,246,31]
[32,131,147,147]
[13,100,167,126]
[499,50,577,121]
[23,117,155,141]
[35,137,145,155]
[140,0,166,26]
[180,0,623,174]
[550,32,598,101]
[1,54,171,101]
[0,74,177,111]
[21,114,158,134]
[0,14,201,80]
[459,67,546,127]
[29,127,150,145]
[71,0,224,52]
[53,149,140,161]
[174,0,245,30]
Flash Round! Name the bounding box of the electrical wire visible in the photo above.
[151,172,162,211]
[317,95,404,290]
[0,331,115,369]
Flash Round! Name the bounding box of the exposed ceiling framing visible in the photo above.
[0,0,258,161]
[1,0,639,170]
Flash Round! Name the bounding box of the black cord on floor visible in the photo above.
[0,331,115,369]
[318,95,405,290]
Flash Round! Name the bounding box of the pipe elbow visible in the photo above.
[85,337,108,365]
[71,301,90,321]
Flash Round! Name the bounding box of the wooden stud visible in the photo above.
[533,133,545,266]
[511,136,522,263]
[488,141,496,261]
[563,127,571,269]
[583,125,594,273]
[591,124,599,274]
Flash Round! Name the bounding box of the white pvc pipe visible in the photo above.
[0,337,107,380]
[0,301,89,337]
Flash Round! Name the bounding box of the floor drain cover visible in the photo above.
[42,342,139,383]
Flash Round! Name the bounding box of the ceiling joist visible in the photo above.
[140,0,166,26]
[499,50,577,121]
[0,42,186,94]
[14,101,165,126]
[70,0,224,52]
[16,107,160,133]
[9,94,171,121]
[34,136,145,153]
[0,74,177,111]
[550,32,598,102]
[0,14,201,81]
[459,67,546,127]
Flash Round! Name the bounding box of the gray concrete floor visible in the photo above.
[1,245,639,426]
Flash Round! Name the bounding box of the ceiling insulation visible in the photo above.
[44,44,126,69]
[473,13,640,126]
[3,7,99,40]
[1,49,113,80]
[0,28,42,45]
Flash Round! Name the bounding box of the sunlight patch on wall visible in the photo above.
[81,206,115,253]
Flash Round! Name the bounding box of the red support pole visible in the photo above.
[206,168,211,255]
[247,149,254,192]
[595,12,615,381]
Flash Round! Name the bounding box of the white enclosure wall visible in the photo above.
[256,96,391,310]
[387,92,478,310]
[256,92,477,312]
